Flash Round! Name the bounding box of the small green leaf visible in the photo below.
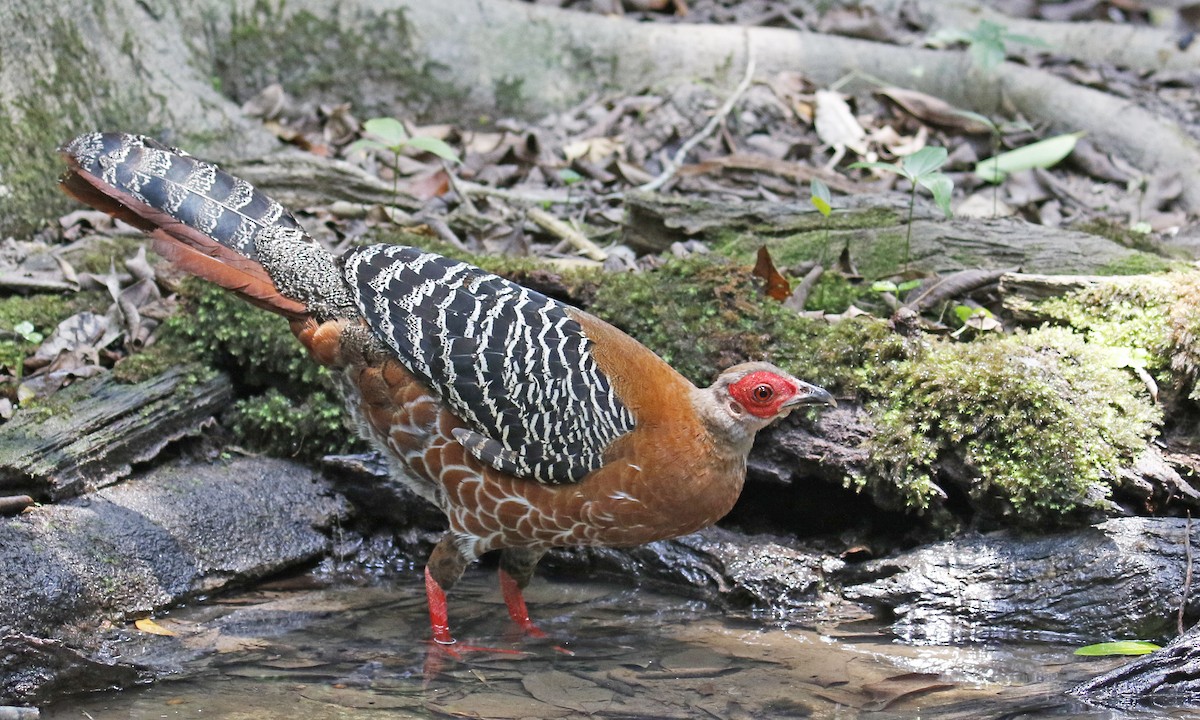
[1075,641,1160,657]
[918,172,955,217]
[404,135,461,164]
[953,304,975,323]
[975,132,1083,183]
[362,117,408,147]
[810,178,832,217]
[346,138,388,156]
[13,321,41,343]
[970,39,1006,71]
[902,146,948,179]
[897,279,922,292]
[871,280,898,293]
[558,168,584,185]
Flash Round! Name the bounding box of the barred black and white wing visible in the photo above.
[342,244,636,485]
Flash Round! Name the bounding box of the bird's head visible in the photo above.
[695,361,835,453]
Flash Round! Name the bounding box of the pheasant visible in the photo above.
[59,132,835,646]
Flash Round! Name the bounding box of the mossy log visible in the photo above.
[623,191,1162,277]
[0,367,232,501]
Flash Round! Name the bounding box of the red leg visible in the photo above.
[423,566,525,658]
[425,566,456,645]
[500,568,547,638]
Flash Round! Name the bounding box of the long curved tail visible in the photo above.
[60,132,315,319]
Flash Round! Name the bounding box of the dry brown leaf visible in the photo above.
[861,672,956,711]
[403,168,451,202]
[876,87,994,135]
[815,90,868,164]
[134,618,178,636]
[562,136,623,164]
[753,246,791,301]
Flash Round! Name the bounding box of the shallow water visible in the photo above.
[37,573,1190,719]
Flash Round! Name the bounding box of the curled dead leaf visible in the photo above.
[753,246,791,302]
[876,87,994,135]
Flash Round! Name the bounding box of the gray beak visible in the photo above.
[784,382,837,408]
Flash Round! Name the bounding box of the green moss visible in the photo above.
[1097,252,1175,276]
[1035,276,1175,373]
[582,257,795,385]
[1168,273,1200,401]
[62,235,152,276]
[228,388,354,459]
[210,0,466,120]
[861,327,1159,526]
[119,279,362,460]
[0,12,153,236]
[0,292,99,376]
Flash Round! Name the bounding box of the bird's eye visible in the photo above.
[752,384,774,402]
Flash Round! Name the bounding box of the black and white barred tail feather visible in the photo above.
[60,132,318,318]
[62,132,298,258]
[60,132,637,486]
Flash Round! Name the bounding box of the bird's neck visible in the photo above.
[688,387,759,461]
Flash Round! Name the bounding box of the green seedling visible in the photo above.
[13,321,43,345]
[934,19,1049,72]
[871,279,922,294]
[349,117,461,207]
[975,132,1082,184]
[810,178,833,264]
[852,146,954,270]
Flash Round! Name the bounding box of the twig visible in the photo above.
[1182,510,1193,635]
[0,495,34,516]
[456,180,578,206]
[443,162,479,216]
[421,215,469,252]
[784,264,824,312]
[527,207,607,262]
[637,45,757,193]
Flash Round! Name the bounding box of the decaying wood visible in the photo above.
[227,152,420,213]
[622,192,1147,274]
[0,366,233,501]
[998,272,1104,322]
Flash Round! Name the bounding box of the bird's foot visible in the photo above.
[499,569,573,655]
[425,567,531,658]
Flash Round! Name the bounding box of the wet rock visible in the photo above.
[1071,621,1200,707]
[321,453,446,533]
[0,634,146,707]
[0,455,347,704]
[544,526,834,609]
[839,517,1199,643]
